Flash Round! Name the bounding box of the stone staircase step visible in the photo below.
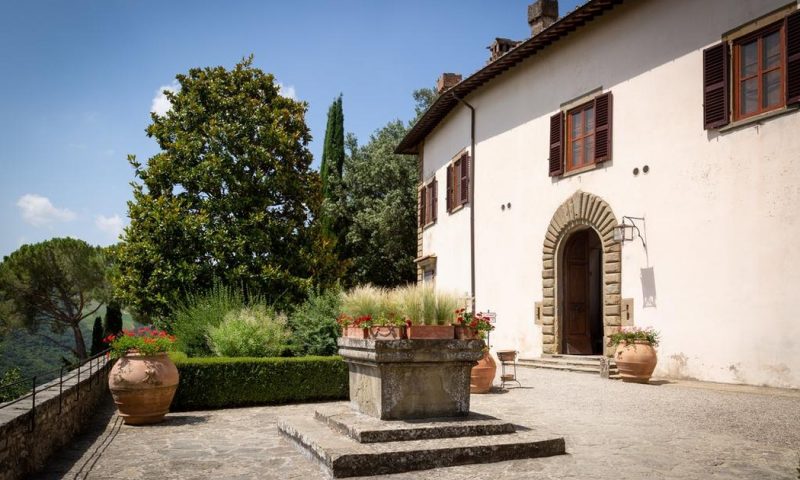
[516,355,621,380]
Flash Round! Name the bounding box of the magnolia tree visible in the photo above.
[116,57,323,319]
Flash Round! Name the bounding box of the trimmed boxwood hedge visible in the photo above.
[169,354,348,410]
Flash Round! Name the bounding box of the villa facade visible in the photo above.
[397,0,800,388]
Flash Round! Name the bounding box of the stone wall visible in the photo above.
[0,357,112,480]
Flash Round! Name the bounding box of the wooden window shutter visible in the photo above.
[549,112,564,176]
[431,179,438,223]
[594,92,613,163]
[787,10,800,106]
[460,154,469,205]
[703,42,730,129]
[446,165,453,212]
[418,187,426,228]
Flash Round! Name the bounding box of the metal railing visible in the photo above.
[0,349,113,431]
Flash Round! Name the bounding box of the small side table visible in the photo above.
[496,350,521,389]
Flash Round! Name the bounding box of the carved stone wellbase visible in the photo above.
[337,338,484,420]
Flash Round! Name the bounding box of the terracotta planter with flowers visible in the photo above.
[608,327,660,384]
[106,327,179,425]
[454,326,478,339]
[342,327,370,339]
[369,326,406,340]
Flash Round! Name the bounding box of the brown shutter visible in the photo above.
[418,187,426,227]
[446,165,453,212]
[549,112,564,176]
[703,42,729,129]
[787,10,800,105]
[460,154,469,205]
[431,179,438,223]
[594,92,613,163]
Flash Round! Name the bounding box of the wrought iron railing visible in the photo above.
[0,349,113,431]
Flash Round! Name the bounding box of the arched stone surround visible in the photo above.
[541,191,622,357]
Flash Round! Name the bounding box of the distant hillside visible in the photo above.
[0,304,140,382]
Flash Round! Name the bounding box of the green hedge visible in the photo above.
[170,355,348,410]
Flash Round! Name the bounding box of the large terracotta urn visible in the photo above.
[614,340,657,383]
[470,351,497,393]
[109,352,179,425]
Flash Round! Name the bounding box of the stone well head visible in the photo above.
[337,338,485,420]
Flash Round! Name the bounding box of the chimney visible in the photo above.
[436,73,462,93]
[487,38,522,63]
[528,0,559,36]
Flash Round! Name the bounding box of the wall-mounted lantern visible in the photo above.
[613,216,647,249]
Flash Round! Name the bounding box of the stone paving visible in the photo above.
[33,368,800,480]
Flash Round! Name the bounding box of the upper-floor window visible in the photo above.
[704,9,800,129]
[418,178,437,228]
[734,22,785,120]
[446,153,469,213]
[549,92,612,177]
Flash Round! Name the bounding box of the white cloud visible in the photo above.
[151,81,180,116]
[95,214,125,240]
[276,82,297,100]
[17,194,76,227]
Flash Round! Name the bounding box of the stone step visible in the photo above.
[314,406,516,443]
[278,414,566,478]
[519,356,613,369]
[517,355,621,380]
[517,362,602,375]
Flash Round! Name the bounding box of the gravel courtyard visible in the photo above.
[35,368,800,480]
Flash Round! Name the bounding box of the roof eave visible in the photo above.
[395,0,623,155]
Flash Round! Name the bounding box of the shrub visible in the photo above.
[170,284,250,356]
[608,326,660,347]
[207,305,290,357]
[0,368,27,402]
[170,356,348,410]
[288,289,341,356]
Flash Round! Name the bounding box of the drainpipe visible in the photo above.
[452,92,477,314]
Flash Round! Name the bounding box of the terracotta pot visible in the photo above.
[470,351,496,394]
[453,326,478,339]
[614,340,658,383]
[369,326,406,340]
[406,325,454,339]
[342,327,369,339]
[108,352,179,425]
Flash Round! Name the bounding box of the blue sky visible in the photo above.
[0,0,581,257]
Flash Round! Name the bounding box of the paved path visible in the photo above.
[35,368,800,480]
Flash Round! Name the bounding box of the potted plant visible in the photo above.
[608,326,660,384]
[403,286,457,339]
[466,313,496,394]
[338,313,371,339]
[105,327,179,425]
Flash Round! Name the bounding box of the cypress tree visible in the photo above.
[104,301,123,337]
[90,316,104,355]
[320,95,345,201]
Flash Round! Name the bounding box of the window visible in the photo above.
[549,92,612,177]
[567,102,595,172]
[704,10,800,129]
[446,153,469,213]
[418,178,437,228]
[734,23,785,120]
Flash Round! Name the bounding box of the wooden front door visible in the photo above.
[564,230,592,354]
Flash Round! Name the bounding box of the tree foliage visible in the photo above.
[104,301,123,337]
[0,238,109,359]
[337,121,418,286]
[116,57,318,319]
[320,95,345,206]
[90,317,104,356]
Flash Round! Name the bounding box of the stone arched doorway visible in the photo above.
[541,191,621,357]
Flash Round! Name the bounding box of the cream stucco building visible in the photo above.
[396,0,800,388]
